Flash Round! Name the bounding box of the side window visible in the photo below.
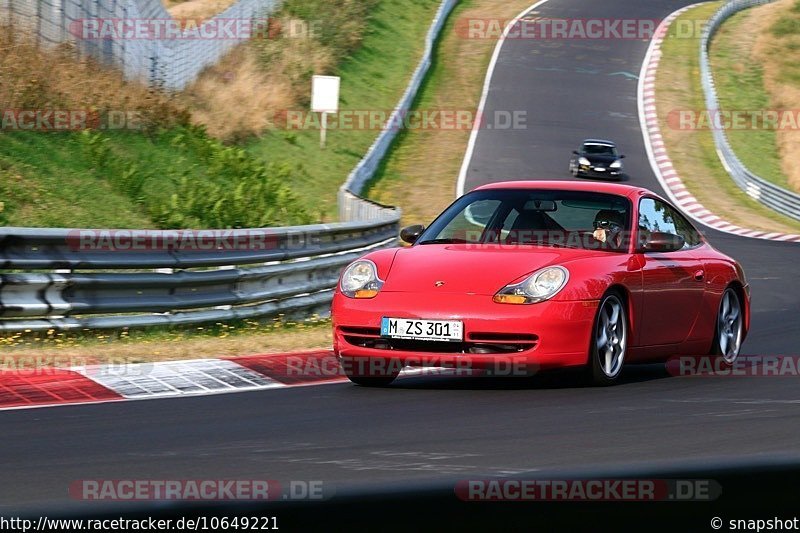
[638,198,677,236]
[638,198,701,250]
[668,206,702,247]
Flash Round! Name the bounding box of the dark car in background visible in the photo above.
[569,139,625,179]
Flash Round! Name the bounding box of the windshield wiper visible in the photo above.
[418,238,469,245]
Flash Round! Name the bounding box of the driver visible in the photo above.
[592,209,625,249]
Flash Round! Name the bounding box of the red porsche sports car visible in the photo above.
[332,181,749,386]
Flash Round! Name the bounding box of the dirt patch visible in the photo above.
[164,0,238,21]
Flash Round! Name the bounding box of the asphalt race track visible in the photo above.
[2,0,800,516]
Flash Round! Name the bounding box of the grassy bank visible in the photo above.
[244,0,443,221]
[655,2,800,234]
[0,0,441,227]
[365,0,561,226]
[710,3,787,189]
[751,0,800,191]
[0,28,311,229]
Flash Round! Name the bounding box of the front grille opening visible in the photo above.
[468,332,538,342]
[339,326,381,337]
[342,336,538,354]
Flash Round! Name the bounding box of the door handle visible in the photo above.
[694,269,705,282]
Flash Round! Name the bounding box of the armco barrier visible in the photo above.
[701,0,800,221]
[0,214,399,332]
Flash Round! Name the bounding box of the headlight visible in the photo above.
[340,259,383,298]
[493,266,569,304]
[610,159,623,169]
[578,157,591,166]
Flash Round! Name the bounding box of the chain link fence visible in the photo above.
[0,0,278,90]
[701,0,800,221]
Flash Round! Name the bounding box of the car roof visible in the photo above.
[582,139,616,146]
[472,180,659,201]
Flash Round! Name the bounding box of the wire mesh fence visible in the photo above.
[0,0,278,90]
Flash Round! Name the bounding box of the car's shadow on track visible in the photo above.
[385,363,671,391]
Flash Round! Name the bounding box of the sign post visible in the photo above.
[311,75,340,149]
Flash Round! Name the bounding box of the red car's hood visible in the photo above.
[381,244,598,295]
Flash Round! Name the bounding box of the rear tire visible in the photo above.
[710,287,744,365]
[589,293,628,386]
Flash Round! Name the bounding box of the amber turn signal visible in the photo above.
[354,289,380,299]
[493,294,527,305]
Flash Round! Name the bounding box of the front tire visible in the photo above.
[589,293,628,386]
[569,160,580,177]
[341,357,399,387]
[346,375,398,387]
[711,287,743,364]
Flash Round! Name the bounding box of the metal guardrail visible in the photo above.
[0,217,399,332]
[338,0,458,220]
[0,0,279,90]
[700,0,800,221]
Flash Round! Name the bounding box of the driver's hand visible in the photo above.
[593,228,607,242]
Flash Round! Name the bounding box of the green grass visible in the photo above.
[0,132,153,228]
[0,127,312,228]
[0,315,332,364]
[769,1,800,86]
[0,0,442,228]
[710,9,789,189]
[655,3,800,233]
[245,0,443,221]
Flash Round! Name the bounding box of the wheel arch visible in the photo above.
[724,280,749,341]
[604,283,634,333]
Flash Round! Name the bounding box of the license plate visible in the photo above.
[594,167,606,171]
[381,317,463,342]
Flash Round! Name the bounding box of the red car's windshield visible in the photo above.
[418,189,632,252]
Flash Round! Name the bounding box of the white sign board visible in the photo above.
[311,75,340,113]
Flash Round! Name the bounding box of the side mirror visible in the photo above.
[572,150,579,155]
[620,154,626,159]
[641,231,685,253]
[400,224,425,244]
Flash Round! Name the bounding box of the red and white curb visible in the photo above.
[0,351,460,411]
[0,351,339,411]
[638,5,800,243]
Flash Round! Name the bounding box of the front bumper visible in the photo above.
[332,291,597,374]
[577,164,622,179]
